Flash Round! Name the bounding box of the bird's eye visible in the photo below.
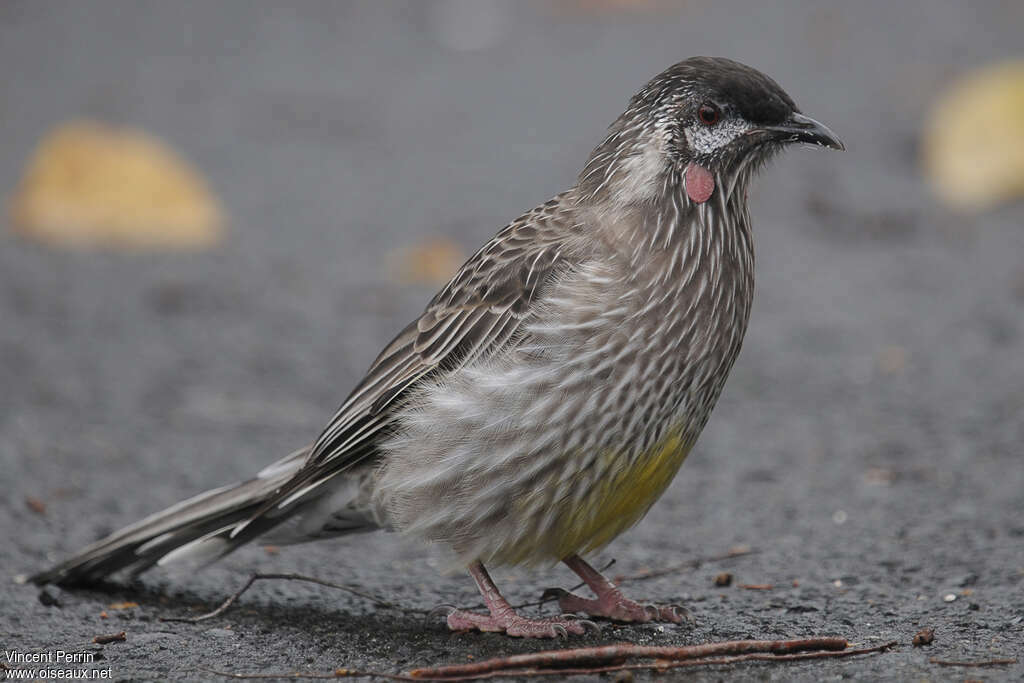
[698,104,720,126]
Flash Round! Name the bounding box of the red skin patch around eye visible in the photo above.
[684,163,714,203]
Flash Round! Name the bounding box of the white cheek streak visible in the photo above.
[688,119,750,156]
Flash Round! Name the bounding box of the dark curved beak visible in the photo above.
[755,112,845,151]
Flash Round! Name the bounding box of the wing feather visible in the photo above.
[253,193,581,517]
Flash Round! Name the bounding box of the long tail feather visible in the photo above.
[29,447,310,586]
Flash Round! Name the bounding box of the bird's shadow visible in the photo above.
[35,574,626,649]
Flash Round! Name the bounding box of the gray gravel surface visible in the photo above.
[3,1,1023,680]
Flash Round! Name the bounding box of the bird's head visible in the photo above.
[579,57,843,208]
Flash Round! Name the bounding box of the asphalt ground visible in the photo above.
[2,1,1023,680]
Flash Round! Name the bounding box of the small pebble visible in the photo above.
[943,593,957,602]
[913,627,935,646]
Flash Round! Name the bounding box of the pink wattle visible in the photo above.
[684,163,714,203]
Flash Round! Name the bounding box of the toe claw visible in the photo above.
[643,603,661,621]
[670,604,695,624]
[578,619,601,633]
[428,604,458,620]
[551,624,568,639]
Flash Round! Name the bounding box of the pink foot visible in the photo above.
[445,608,595,638]
[543,587,689,623]
[554,554,693,624]
[449,560,599,638]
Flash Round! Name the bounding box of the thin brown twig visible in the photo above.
[412,642,898,680]
[614,546,757,583]
[161,572,414,624]
[199,666,408,680]
[928,657,1018,667]
[199,639,896,681]
[409,637,850,678]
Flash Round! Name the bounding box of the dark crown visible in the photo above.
[633,56,798,125]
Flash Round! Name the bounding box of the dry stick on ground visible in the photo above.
[615,545,756,583]
[201,638,896,681]
[92,631,127,644]
[198,668,409,680]
[929,657,1018,667]
[160,572,413,624]
[160,563,616,624]
[412,642,899,680]
[157,566,579,625]
[408,637,850,678]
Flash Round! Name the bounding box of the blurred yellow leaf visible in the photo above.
[389,237,466,286]
[923,61,1024,210]
[8,120,225,249]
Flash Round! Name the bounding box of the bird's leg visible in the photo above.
[547,554,690,624]
[445,561,596,637]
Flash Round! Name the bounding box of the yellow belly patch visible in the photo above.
[550,428,693,560]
